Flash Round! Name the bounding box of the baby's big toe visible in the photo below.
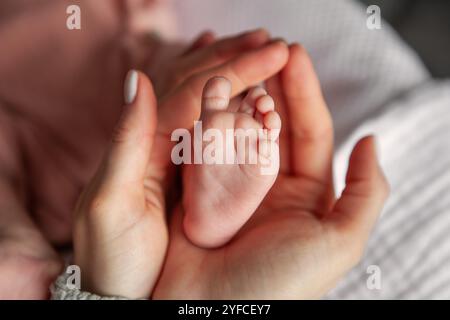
[202,76,232,112]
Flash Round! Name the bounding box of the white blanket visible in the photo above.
[332,80,450,299]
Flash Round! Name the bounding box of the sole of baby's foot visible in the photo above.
[183,76,281,248]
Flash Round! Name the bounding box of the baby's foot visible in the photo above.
[183,76,281,248]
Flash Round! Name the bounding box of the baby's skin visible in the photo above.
[183,77,281,248]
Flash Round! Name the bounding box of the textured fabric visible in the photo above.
[173,0,450,299]
[330,80,450,299]
[51,272,128,300]
[172,0,430,145]
[3,0,449,299]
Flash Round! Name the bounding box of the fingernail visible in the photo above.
[124,70,138,105]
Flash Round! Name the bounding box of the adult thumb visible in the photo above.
[327,136,389,242]
[100,70,157,186]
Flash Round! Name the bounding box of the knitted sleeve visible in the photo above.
[50,272,129,300]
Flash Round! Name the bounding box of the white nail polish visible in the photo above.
[124,70,138,104]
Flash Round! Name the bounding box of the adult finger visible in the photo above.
[99,70,157,186]
[281,44,334,187]
[265,74,291,173]
[159,40,289,134]
[181,31,216,56]
[326,136,389,248]
[176,29,270,79]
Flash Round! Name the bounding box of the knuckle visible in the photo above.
[76,184,112,220]
[111,121,131,144]
[88,196,106,213]
[82,194,108,219]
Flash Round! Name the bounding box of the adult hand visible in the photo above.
[72,33,290,298]
[73,71,167,299]
[0,28,284,299]
[150,33,290,199]
[8,28,271,246]
[152,44,389,299]
[153,29,269,97]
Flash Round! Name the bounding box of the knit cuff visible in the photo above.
[50,272,129,300]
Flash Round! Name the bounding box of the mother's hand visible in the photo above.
[73,71,167,299]
[72,31,290,299]
[153,44,389,299]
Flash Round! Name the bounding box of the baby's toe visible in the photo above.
[202,76,232,111]
[256,94,275,114]
[239,87,267,115]
[263,111,281,140]
[263,110,281,129]
[254,94,275,124]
